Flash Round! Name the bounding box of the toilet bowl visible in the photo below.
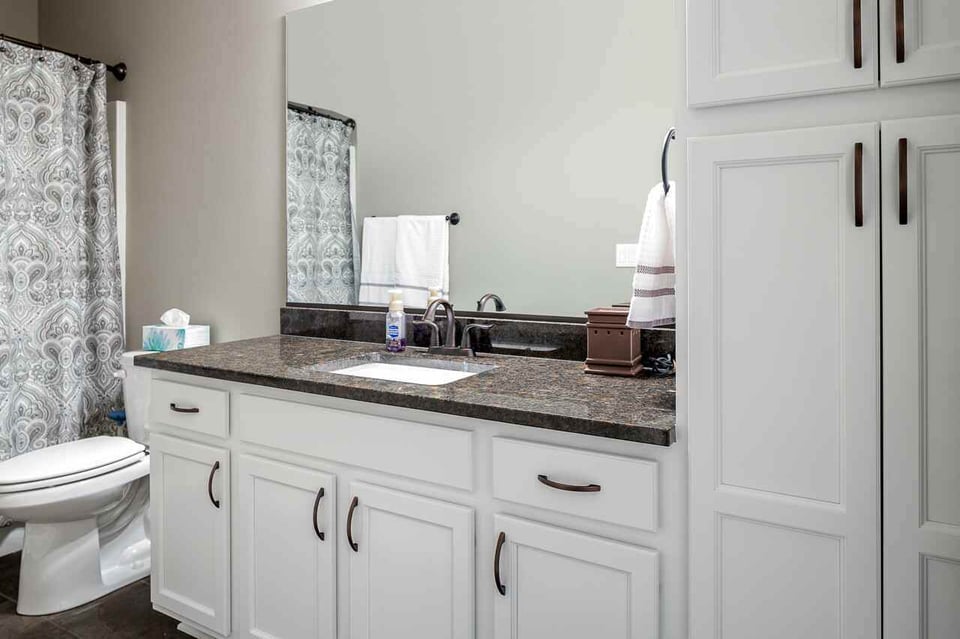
[0,351,153,615]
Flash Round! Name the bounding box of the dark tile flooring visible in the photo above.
[0,552,187,638]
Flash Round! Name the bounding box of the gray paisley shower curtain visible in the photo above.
[286,109,358,304]
[0,42,124,461]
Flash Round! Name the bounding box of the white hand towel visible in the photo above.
[627,182,676,328]
[358,216,398,305]
[395,215,450,308]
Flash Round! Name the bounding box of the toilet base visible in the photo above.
[16,509,150,616]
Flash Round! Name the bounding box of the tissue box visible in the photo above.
[142,325,210,352]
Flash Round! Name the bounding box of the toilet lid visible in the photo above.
[0,437,147,493]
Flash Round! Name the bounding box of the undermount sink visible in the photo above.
[312,353,496,386]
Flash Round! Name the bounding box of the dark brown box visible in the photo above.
[584,307,642,376]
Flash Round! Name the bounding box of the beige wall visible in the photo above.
[38,0,320,345]
[0,0,38,40]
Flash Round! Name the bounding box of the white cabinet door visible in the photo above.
[880,0,960,86]
[149,434,231,636]
[236,455,336,639]
[492,515,658,639]
[347,482,474,639]
[882,114,960,639]
[688,124,881,639]
[687,0,877,106]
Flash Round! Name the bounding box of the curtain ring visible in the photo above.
[73,54,81,73]
[37,44,45,63]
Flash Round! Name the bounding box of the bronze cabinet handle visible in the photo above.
[537,474,602,493]
[312,487,325,541]
[207,461,220,509]
[854,143,864,227]
[494,531,506,596]
[896,0,905,63]
[346,496,359,552]
[170,403,199,414]
[853,0,863,69]
[899,138,908,225]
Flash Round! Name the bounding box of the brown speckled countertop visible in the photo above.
[135,335,676,445]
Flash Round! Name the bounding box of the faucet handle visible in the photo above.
[460,324,493,350]
[413,320,441,348]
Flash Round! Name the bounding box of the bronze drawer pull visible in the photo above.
[494,531,506,596]
[896,0,905,63]
[170,403,199,414]
[537,474,602,493]
[853,0,863,69]
[854,143,864,227]
[207,461,220,509]
[346,496,359,552]
[312,487,325,541]
[899,138,908,225]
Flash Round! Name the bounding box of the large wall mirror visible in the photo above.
[285,0,677,319]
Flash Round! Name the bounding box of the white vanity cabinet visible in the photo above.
[236,455,337,639]
[881,114,960,638]
[144,375,679,639]
[346,482,475,639]
[688,123,882,639]
[149,433,232,637]
[687,0,960,105]
[492,515,659,639]
[879,0,960,86]
[686,0,878,106]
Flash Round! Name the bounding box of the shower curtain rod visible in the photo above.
[0,33,127,81]
[287,101,356,128]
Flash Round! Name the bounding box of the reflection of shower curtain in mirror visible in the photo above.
[286,110,357,304]
[0,42,125,460]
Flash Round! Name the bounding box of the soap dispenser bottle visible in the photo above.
[385,289,407,352]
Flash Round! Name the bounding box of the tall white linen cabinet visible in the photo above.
[683,0,960,637]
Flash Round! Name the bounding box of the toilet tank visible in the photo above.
[119,351,152,445]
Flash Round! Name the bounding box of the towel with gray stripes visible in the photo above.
[627,182,676,328]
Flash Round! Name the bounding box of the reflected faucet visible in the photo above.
[476,293,506,312]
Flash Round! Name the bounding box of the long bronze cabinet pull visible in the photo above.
[494,532,507,596]
[854,143,864,227]
[312,487,325,541]
[207,461,220,509]
[537,474,602,493]
[896,0,905,63]
[853,0,863,69]
[170,403,199,414]
[899,138,908,225]
[346,496,359,552]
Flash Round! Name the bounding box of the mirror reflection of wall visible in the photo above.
[285,0,677,318]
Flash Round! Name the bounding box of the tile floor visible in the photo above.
[0,552,187,638]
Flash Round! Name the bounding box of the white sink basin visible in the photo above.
[315,353,495,386]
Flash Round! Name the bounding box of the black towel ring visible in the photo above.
[662,128,676,195]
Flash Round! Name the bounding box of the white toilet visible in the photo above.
[0,351,153,615]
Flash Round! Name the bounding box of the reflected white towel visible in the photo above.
[358,217,398,305]
[395,215,449,308]
[627,182,676,328]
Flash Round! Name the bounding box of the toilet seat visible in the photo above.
[0,437,147,494]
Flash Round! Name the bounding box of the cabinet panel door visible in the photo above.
[880,0,960,86]
[688,124,880,639]
[347,482,474,639]
[687,0,877,106]
[149,434,231,636]
[236,455,336,639]
[492,515,658,639]
[882,114,960,639]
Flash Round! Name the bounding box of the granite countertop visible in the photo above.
[134,335,676,446]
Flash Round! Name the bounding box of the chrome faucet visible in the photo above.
[476,293,506,312]
[414,299,491,357]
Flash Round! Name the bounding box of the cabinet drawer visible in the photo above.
[235,394,473,490]
[148,379,229,439]
[492,438,658,531]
